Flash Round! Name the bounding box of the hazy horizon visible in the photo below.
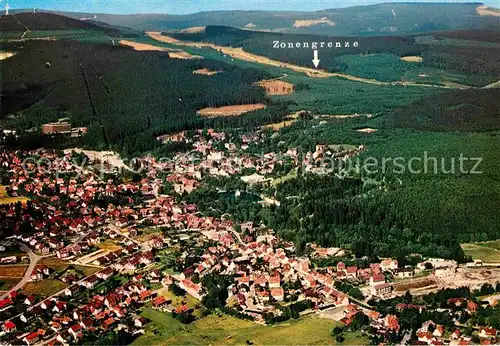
[3,0,499,15]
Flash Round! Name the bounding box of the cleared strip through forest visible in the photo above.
[145,32,470,90]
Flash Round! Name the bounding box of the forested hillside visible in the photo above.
[171,26,500,86]
[49,3,499,35]
[391,88,500,132]
[0,12,120,32]
[0,39,288,156]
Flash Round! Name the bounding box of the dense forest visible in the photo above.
[171,26,421,64]
[0,12,122,33]
[0,39,289,156]
[171,26,500,85]
[181,173,466,261]
[391,88,500,132]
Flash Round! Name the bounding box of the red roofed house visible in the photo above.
[384,315,400,332]
[152,296,171,309]
[2,321,16,333]
[270,287,284,301]
[479,327,498,339]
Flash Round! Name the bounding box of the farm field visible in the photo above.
[0,265,28,278]
[133,308,368,345]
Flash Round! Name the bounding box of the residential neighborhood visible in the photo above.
[0,129,500,345]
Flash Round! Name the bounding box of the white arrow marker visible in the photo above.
[312,50,320,68]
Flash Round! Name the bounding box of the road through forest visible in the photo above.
[146,31,471,90]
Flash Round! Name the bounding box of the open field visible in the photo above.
[168,51,203,60]
[21,279,67,297]
[197,104,266,117]
[156,287,204,318]
[96,240,123,251]
[462,242,500,263]
[400,56,423,63]
[356,127,378,134]
[256,79,295,95]
[0,52,15,60]
[38,257,69,272]
[119,39,172,52]
[193,68,221,76]
[119,39,201,59]
[133,231,163,243]
[0,277,21,291]
[293,17,335,28]
[0,265,28,278]
[72,264,101,276]
[133,309,368,345]
[146,32,454,88]
[180,26,206,33]
[0,185,30,205]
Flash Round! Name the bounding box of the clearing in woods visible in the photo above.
[293,17,335,28]
[356,128,378,134]
[119,40,202,59]
[145,32,462,88]
[256,79,295,95]
[193,68,222,76]
[0,52,15,60]
[400,56,423,63]
[197,104,266,117]
[263,110,302,130]
[180,26,206,33]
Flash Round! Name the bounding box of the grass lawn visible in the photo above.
[133,309,369,345]
[134,231,163,243]
[0,185,30,205]
[73,264,101,276]
[272,168,298,187]
[0,265,28,278]
[21,279,67,297]
[157,288,204,319]
[0,245,26,258]
[462,242,500,263]
[96,240,122,251]
[0,277,21,291]
[39,257,70,272]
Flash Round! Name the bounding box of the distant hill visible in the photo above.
[0,12,121,33]
[44,2,500,36]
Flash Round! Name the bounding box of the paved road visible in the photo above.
[0,243,42,300]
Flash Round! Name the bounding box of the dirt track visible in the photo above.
[146,32,470,89]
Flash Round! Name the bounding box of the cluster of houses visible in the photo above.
[2,132,499,345]
[0,260,162,345]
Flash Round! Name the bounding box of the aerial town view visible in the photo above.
[0,0,499,345]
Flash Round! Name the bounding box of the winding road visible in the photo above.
[0,243,47,300]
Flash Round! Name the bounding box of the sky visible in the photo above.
[4,0,498,15]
